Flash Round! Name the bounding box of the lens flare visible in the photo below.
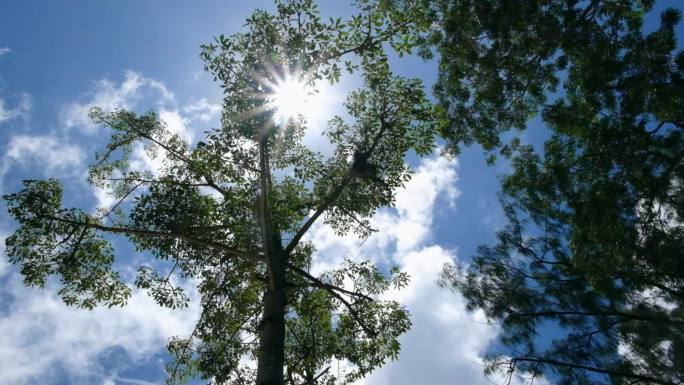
[270,75,314,123]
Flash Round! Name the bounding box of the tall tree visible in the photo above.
[433,1,684,384]
[3,1,433,384]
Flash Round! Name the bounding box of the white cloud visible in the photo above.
[307,155,460,271]
[0,230,9,276]
[363,246,500,385]
[0,72,222,384]
[57,71,214,212]
[159,108,193,143]
[118,107,195,179]
[120,107,199,182]
[92,184,119,213]
[0,263,199,385]
[60,72,213,181]
[0,93,31,123]
[2,186,203,384]
[302,153,547,385]
[0,132,118,215]
[0,222,199,384]
[0,134,85,192]
[62,71,174,133]
[389,156,460,252]
[0,47,10,56]
[99,375,159,385]
[303,154,521,384]
[62,71,214,138]
[4,134,84,173]
[183,97,221,122]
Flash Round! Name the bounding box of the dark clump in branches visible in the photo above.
[350,150,377,179]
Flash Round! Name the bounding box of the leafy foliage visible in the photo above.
[3,1,434,384]
[5,179,131,309]
[425,0,663,155]
[438,1,684,384]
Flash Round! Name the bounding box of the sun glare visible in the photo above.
[270,75,315,123]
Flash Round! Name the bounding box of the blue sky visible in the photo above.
[0,1,681,385]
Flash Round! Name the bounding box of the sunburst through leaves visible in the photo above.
[265,73,318,124]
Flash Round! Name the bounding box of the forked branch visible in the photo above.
[286,262,376,337]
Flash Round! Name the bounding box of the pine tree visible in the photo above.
[433,1,684,383]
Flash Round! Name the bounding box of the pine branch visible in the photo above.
[507,357,678,385]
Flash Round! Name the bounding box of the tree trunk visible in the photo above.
[256,244,286,385]
[255,137,287,385]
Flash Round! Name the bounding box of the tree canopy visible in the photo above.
[3,1,435,384]
[435,1,684,384]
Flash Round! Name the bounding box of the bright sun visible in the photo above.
[269,74,316,123]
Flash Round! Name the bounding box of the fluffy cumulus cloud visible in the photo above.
[55,71,224,209]
[306,154,541,385]
[183,97,222,122]
[0,227,198,385]
[0,230,9,277]
[98,376,160,385]
[307,155,460,272]
[4,134,84,173]
[60,70,214,142]
[0,69,224,209]
[0,138,200,384]
[0,266,200,385]
[0,49,28,123]
[363,247,497,385]
[123,108,195,180]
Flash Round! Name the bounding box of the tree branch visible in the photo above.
[98,177,214,188]
[286,263,373,302]
[284,109,395,256]
[118,114,194,164]
[97,181,145,220]
[43,215,261,262]
[508,357,678,385]
[257,137,279,289]
[286,262,376,337]
[509,308,684,325]
[284,175,353,256]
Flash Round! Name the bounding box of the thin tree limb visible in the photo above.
[508,357,678,385]
[286,262,376,337]
[42,215,261,262]
[284,175,353,256]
